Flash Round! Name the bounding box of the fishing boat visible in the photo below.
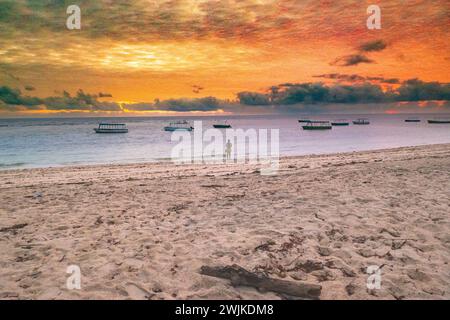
[94,123,128,133]
[163,120,194,131]
[352,118,370,125]
[427,119,450,124]
[331,119,349,126]
[302,120,332,130]
[213,120,232,128]
[405,118,421,122]
[298,119,312,123]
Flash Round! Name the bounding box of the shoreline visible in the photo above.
[0,143,449,299]
[2,142,450,173]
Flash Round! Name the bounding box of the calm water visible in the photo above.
[0,114,449,169]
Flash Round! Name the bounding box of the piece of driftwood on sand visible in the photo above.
[200,264,322,300]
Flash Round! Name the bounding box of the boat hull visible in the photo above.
[94,128,128,133]
[302,126,332,130]
[352,121,370,125]
[213,124,231,128]
[428,120,450,124]
[331,122,349,126]
[164,127,193,131]
[405,120,421,122]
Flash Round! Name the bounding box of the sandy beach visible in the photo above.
[0,143,449,300]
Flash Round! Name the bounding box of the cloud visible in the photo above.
[2,78,449,114]
[0,1,448,103]
[314,74,400,84]
[313,74,366,82]
[397,79,450,101]
[236,92,270,105]
[0,0,278,43]
[238,79,450,105]
[2,1,446,46]
[330,39,387,67]
[157,96,222,112]
[382,78,400,84]
[124,96,226,112]
[331,54,374,66]
[192,85,204,94]
[327,83,385,103]
[358,40,387,52]
[0,86,121,111]
[0,86,42,106]
[0,85,226,113]
[42,90,121,111]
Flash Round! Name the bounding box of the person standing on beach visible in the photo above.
[225,139,232,160]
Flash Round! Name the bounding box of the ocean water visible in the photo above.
[0,114,449,169]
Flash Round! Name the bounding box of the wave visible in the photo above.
[0,162,26,168]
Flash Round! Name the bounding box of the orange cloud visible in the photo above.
[0,0,448,108]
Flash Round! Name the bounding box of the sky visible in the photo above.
[0,0,449,116]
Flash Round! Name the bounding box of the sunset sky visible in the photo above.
[0,0,449,115]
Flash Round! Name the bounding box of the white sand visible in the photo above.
[0,144,449,300]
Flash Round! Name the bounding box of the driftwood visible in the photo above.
[200,264,321,300]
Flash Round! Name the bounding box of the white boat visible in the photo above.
[428,118,450,124]
[164,120,194,131]
[213,120,232,128]
[302,120,332,130]
[94,123,128,133]
[331,119,349,126]
[353,118,370,125]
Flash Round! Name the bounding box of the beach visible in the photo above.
[0,143,449,300]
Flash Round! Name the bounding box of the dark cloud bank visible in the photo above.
[238,79,450,105]
[125,97,221,112]
[0,87,121,112]
[1,78,449,114]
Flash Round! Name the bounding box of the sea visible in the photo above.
[1,114,449,170]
